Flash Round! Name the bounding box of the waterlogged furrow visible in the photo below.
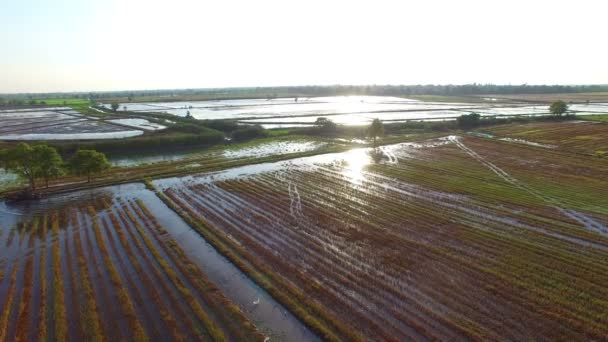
[50,213,68,342]
[87,207,149,341]
[0,261,20,341]
[187,181,464,338]
[111,203,208,340]
[70,212,105,342]
[290,169,608,332]
[127,199,262,342]
[194,180,486,339]
[156,137,608,339]
[0,188,264,341]
[118,202,227,341]
[218,178,518,339]
[104,208,198,340]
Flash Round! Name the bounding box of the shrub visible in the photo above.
[231,125,268,142]
[457,113,481,129]
[202,120,239,133]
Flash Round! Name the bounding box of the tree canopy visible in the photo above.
[368,119,384,148]
[549,100,568,116]
[457,113,481,129]
[0,143,64,190]
[33,145,64,188]
[315,117,337,132]
[68,150,111,182]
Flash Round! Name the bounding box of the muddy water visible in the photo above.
[0,183,319,341]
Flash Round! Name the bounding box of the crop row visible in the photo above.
[159,138,608,340]
[0,196,262,341]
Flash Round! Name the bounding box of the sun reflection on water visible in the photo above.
[340,148,372,185]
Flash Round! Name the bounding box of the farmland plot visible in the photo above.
[104,96,488,121]
[0,184,263,341]
[481,121,608,156]
[0,107,144,141]
[155,136,608,340]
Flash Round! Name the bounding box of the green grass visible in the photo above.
[39,98,90,106]
[579,114,608,122]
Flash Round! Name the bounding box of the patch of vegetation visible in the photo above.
[231,125,268,142]
[580,114,608,122]
[0,143,112,194]
[549,100,569,116]
[457,113,481,129]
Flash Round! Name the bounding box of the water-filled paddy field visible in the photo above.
[0,183,315,341]
[110,139,327,167]
[151,135,608,340]
[103,96,608,128]
[1,120,608,340]
[0,107,163,140]
[477,121,608,156]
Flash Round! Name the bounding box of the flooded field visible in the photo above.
[0,107,144,140]
[104,96,608,128]
[480,121,608,156]
[0,183,319,341]
[104,96,489,120]
[110,139,329,167]
[108,118,167,131]
[153,135,608,340]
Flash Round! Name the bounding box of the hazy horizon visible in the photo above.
[3,0,607,93]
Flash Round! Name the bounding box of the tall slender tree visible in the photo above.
[369,119,384,148]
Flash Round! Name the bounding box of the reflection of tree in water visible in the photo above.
[4,189,114,240]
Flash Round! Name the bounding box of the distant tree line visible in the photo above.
[4,84,608,104]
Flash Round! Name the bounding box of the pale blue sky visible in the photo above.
[2,0,607,93]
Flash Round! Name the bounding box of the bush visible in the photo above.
[314,118,337,132]
[457,113,481,129]
[231,125,268,142]
[50,129,224,156]
[202,120,239,133]
[167,122,209,134]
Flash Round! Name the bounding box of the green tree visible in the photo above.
[110,102,120,112]
[368,118,384,148]
[549,100,568,116]
[0,143,65,190]
[1,143,38,191]
[68,150,111,182]
[457,113,481,129]
[33,145,64,188]
[315,117,337,132]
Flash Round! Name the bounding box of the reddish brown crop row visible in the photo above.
[0,196,261,341]
[160,137,608,340]
[484,121,608,156]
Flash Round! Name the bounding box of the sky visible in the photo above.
[1,0,607,93]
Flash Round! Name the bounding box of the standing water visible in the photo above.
[0,183,319,341]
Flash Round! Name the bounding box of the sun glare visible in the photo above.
[341,148,371,185]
